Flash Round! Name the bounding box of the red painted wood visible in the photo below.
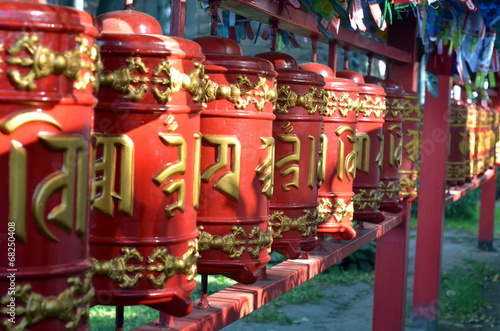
[479,167,497,245]
[134,214,403,331]
[215,0,412,63]
[445,168,496,205]
[170,0,186,38]
[372,202,411,331]
[412,75,452,325]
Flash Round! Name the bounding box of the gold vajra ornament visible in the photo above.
[91,241,199,290]
[269,209,322,238]
[380,180,401,200]
[99,56,209,104]
[275,85,327,114]
[6,33,101,92]
[0,272,94,331]
[198,225,273,259]
[317,198,354,223]
[203,75,277,110]
[353,189,382,210]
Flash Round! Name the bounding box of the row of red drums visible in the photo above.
[447,89,500,186]
[0,3,421,330]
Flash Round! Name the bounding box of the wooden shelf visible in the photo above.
[214,0,412,63]
[135,212,403,331]
[445,168,496,206]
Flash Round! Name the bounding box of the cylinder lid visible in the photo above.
[255,51,298,69]
[299,62,334,77]
[97,9,162,35]
[193,35,243,56]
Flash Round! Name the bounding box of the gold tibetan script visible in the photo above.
[255,137,275,199]
[275,134,300,191]
[388,124,403,168]
[355,132,370,174]
[308,135,317,189]
[336,126,357,181]
[201,135,241,201]
[153,117,189,216]
[91,134,134,217]
[1,111,88,243]
[404,129,420,162]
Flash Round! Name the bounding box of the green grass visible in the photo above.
[440,260,500,324]
[89,305,158,331]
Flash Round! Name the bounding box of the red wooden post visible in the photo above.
[170,0,186,37]
[372,202,411,331]
[478,167,497,251]
[411,75,452,328]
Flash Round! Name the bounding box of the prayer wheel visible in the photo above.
[337,71,386,223]
[0,1,99,330]
[255,51,326,258]
[365,77,404,213]
[465,101,478,180]
[447,97,468,186]
[399,90,422,201]
[90,10,204,316]
[193,36,275,284]
[299,61,357,240]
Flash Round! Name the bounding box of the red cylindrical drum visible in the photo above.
[399,90,422,201]
[299,62,357,240]
[365,77,404,213]
[476,102,487,176]
[255,51,325,258]
[337,71,386,223]
[0,2,99,330]
[447,99,468,186]
[193,36,275,284]
[90,10,205,316]
[465,101,478,180]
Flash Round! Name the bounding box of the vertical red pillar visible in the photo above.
[411,75,451,327]
[372,201,411,331]
[478,167,497,251]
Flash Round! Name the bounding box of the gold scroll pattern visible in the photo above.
[446,162,466,181]
[275,85,327,115]
[402,97,423,121]
[198,226,273,259]
[91,241,199,290]
[380,181,400,200]
[359,95,386,118]
[99,57,208,103]
[353,189,382,210]
[1,111,89,243]
[317,198,354,224]
[323,91,358,117]
[269,209,323,239]
[6,33,100,91]
[0,272,94,331]
[385,98,404,118]
[203,75,277,111]
[399,170,418,196]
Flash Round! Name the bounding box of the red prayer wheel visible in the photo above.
[299,61,357,240]
[465,101,478,180]
[364,77,404,213]
[476,101,487,176]
[90,10,205,315]
[337,71,385,223]
[447,97,468,186]
[0,2,99,330]
[193,36,275,284]
[399,90,422,201]
[255,51,325,258]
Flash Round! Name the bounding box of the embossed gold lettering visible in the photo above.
[91,134,134,217]
[336,126,357,181]
[355,132,370,174]
[255,137,275,199]
[275,134,300,191]
[201,135,241,201]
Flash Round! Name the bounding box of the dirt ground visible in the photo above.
[222,230,500,331]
